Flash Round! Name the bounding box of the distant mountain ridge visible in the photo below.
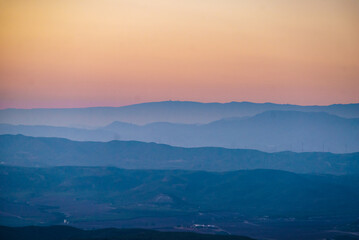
[1,134,358,174]
[1,110,358,153]
[1,101,358,127]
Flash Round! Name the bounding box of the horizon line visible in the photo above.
[1,100,359,110]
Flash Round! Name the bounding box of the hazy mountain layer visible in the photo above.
[1,134,358,174]
[1,110,358,153]
[1,101,358,127]
[103,111,359,153]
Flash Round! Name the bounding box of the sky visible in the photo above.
[0,0,358,108]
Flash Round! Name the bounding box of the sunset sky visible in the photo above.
[0,0,358,108]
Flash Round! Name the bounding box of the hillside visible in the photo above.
[1,134,359,174]
[1,166,359,225]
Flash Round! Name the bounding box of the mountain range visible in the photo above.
[1,101,358,127]
[1,134,358,174]
[1,101,359,239]
[1,110,358,153]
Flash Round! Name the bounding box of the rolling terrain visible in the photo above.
[1,102,359,239]
[1,134,359,174]
[1,166,358,239]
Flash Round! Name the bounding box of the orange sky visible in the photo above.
[0,0,358,108]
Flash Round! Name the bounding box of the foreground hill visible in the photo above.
[0,226,253,240]
[1,166,359,221]
[1,134,358,174]
[1,101,358,127]
[1,111,358,153]
[1,166,358,239]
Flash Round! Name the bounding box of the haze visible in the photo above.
[1,0,359,108]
